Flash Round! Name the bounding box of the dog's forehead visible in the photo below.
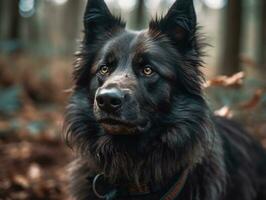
[103,30,153,56]
[105,32,135,51]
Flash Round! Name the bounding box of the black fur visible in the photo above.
[64,0,266,199]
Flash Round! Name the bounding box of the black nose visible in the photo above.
[96,88,124,113]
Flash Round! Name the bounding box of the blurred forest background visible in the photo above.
[0,0,265,199]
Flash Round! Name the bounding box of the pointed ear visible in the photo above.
[149,0,197,48]
[83,0,125,43]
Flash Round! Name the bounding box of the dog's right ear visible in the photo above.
[83,0,125,43]
[149,0,197,50]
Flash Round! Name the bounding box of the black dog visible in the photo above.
[64,0,266,199]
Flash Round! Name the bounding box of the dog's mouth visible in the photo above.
[97,118,149,135]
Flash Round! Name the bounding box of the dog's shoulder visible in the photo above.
[214,116,266,199]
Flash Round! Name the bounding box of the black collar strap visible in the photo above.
[92,169,189,200]
[160,169,189,200]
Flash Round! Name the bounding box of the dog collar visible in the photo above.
[91,169,189,200]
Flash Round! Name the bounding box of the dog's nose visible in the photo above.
[96,88,124,113]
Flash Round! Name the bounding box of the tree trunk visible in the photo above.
[257,0,266,74]
[131,0,149,30]
[0,0,3,38]
[63,0,83,54]
[135,0,145,29]
[219,0,243,75]
[9,0,20,40]
[0,0,20,40]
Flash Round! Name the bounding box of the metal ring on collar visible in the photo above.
[92,173,107,199]
[92,173,117,200]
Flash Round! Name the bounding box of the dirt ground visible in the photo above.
[0,105,73,200]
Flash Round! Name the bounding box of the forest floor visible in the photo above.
[0,55,266,200]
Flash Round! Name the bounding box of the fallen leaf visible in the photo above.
[214,106,233,118]
[262,140,266,149]
[10,191,28,200]
[28,163,42,181]
[240,89,263,109]
[240,56,256,68]
[204,72,245,88]
[13,175,30,189]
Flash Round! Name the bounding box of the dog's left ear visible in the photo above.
[149,0,196,48]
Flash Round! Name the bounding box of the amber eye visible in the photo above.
[143,66,154,76]
[99,65,109,75]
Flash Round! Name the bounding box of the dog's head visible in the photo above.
[65,0,210,162]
